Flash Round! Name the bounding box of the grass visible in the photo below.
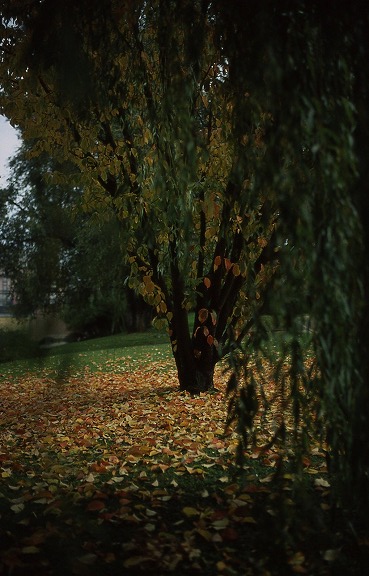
[0,326,172,378]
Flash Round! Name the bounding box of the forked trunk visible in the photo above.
[171,307,218,394]
[174,344,217,394]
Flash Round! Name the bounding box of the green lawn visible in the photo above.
[0,326,172,378]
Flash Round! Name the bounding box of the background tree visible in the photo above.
[0,142,151,335]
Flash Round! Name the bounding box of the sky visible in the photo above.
[0,115,21,185]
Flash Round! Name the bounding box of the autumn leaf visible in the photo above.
[214,255,222,270]
[198,308,209,323]
[182,506,200,517]
[232,263,241,277]
[86,499,106,511]
[123,556,151,568]
[21,546,40,555]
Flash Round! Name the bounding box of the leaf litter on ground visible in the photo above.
[0,353,366,575]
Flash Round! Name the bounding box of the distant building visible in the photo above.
[0,271,12,315]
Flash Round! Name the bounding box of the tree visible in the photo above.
[0,0,276,392]
[0,142,152,335]
[0,144,77,316]
[216,1,369,523]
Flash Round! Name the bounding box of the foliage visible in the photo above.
[218,2,369,525]
[0,328,39,363]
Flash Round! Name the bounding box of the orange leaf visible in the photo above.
[204,277,211,288]
[198,308,208,323]
[87,500,106,511]
[207,334,214,345]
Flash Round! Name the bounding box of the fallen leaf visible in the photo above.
[323,549,340,562]
[78,553,98,565]
[123,556,151,568]
[87,500,106,511]
[21,546,40,555]
[314,478,330,488]
[182,506,200,517]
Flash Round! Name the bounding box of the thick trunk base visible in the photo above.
[178,365,216,395]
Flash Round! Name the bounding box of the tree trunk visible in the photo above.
[173,341,217,394]
[171,306,218,394]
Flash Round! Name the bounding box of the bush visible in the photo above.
[0,328,40,363]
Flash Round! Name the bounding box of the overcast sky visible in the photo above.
[0,115,21,185]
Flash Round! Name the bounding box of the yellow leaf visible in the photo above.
[323,549,340,562]
[232,263,241,276]
[124,556,151,568]
[314,477,330,488]
[212,518,229,529]
[244,516,257,524]
[260,474,274,483]
[288,551,305,566]
[185,467,204,475]
[43,436,54,444]
[78,553,98,565]
[21,546,40,555]
[143,275,155,293]
[197,528,212,541]
[183,506,200,517]
[11,503,24,513]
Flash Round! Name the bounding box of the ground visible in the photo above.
[0,337,368,575]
